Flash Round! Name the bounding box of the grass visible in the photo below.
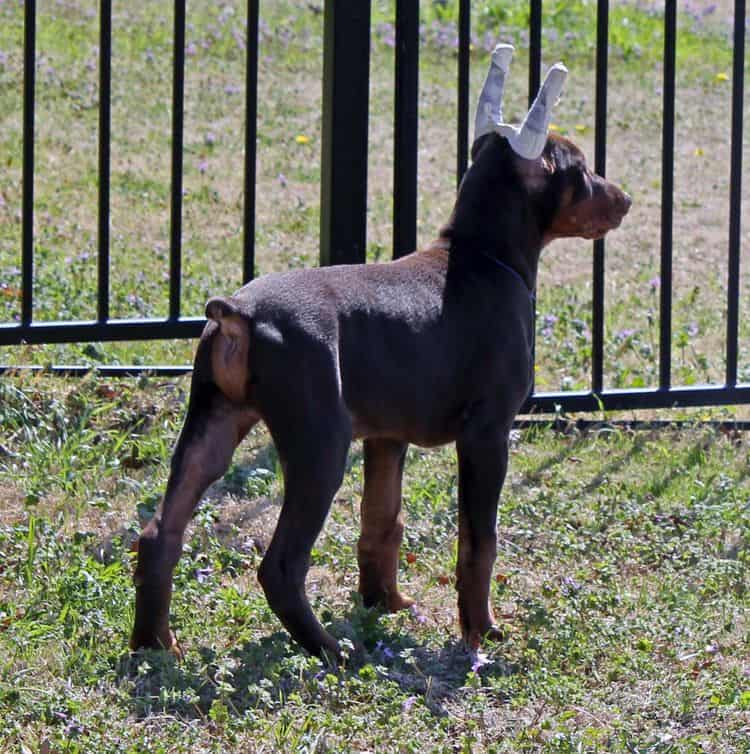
[0,0,748,389]
[1,375,749,752]
[1,0,750,751]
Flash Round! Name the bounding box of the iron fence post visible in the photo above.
[320,0,371,266]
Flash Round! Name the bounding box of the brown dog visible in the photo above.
[130,49,630,659]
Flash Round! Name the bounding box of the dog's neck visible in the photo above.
[438,136,543,292]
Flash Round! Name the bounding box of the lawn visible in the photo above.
[1,1,749,752]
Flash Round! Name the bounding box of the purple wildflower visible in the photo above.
[402,696,417,713]
[616,328,636,341]
[277,173,287,187]
[687,322,699,337]
[195,566,213,584]
[232,28,246,50]
[205,131,217,146]
[561,576,582,596]
[649,276,661,290]
[185,42,197,57]
[409,604,427,624]
[224,83,241,95]
[198,159,209,174]
[375,640,395,659]
[470,651,491,673]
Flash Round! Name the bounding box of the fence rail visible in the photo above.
[1,0,748,415]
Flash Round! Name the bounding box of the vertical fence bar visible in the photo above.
[528,0,542,105]
[393,0,419,259]
[592,0,608,395]
[725,0,745,386]
[659,0,676,389]
[169,0,186,319]
[243,0,259,284]
[22,0,36,326]
[320,0,371,266]
[242,0,259,284]
[98,0,112,322]
[527,0,542,402]
[456,0,470,186]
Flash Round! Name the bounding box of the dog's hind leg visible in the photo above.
[257,417,351,660]
[130,382,258,656]
[357,438,414,612]
[455,426,508,649]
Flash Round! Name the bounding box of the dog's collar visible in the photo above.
[478,251,535,299]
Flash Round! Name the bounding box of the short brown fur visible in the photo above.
[130,131,630,659]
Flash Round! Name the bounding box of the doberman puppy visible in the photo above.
[130,47,630,659]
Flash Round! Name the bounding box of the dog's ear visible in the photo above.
[513,152,553,194]
[470,132,495,162]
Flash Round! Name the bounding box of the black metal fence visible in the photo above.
[1,0,747,415]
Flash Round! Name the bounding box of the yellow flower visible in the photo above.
[295,134,310,145]
[549,123,560,132]
[715,72,729,82]
[574,124,587,133]
[694,147,704,157]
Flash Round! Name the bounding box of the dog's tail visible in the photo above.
[205,296,253,403]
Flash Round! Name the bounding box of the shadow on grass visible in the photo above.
[120,603,518,722]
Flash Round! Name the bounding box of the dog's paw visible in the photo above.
[385,591,415,613]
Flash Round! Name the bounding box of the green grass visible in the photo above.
[1,1,750,751]
[1,0,748,387]
[1,375,749,752]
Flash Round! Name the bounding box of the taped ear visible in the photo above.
[474,44,514,142]
[495,63,568,160]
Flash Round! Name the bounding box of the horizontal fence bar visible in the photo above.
[516,417,750,432]
[2,359,748,415]
[0,365,194,377]
[22,0,36,326]
[0,318,206,345]
[523,385,750,413]
[725,0,745,386]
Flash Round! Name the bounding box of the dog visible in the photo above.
[130,45,631,659]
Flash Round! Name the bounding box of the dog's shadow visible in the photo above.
[120,605,518,721]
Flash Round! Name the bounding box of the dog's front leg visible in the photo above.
[455,427,508,649]
[130,384,257,656]
[357,438,414,612]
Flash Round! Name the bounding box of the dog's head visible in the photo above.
[498,132,632,246]
[459,45,630,251]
